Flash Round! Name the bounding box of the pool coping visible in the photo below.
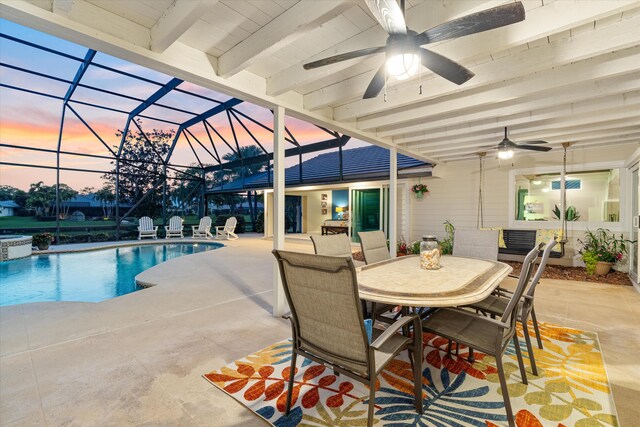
[32,238,225,255]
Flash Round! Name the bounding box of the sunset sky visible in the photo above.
[0,18,366,191]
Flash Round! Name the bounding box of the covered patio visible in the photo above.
[1,1,639,426]
[1,236,638,425]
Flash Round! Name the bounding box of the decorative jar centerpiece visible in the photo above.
[420,235,441,270]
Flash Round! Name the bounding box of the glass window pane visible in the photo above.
[566,169,620,222]
[514,173,561,221]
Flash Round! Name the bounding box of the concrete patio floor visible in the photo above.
[1,236,639,426]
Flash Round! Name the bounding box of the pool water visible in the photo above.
[0,243,222,307]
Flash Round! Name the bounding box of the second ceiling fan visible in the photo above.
[303,0,526,99]
[491,127,552,159]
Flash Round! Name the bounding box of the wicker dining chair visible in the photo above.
[467,238,557,376]
[273,250,423,427]
[421,245,539,427]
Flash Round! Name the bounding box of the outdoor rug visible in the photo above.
[204,322,618,426]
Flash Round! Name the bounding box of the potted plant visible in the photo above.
[552,204,581,221]
[32,233,55,250]
[440,220,455,255]
[578,228,633,275]
[411,183,429,199]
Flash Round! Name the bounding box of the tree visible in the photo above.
[95,184,115,218]
[0,185,27,207]
[57,184,78,219]
[169,166,204,216]
[216,145,267,227]
[79,186,95,196]
[26,182,56,216]
[103,120,174,219]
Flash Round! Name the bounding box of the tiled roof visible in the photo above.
[210,145,429,192]
[0,200,20,208]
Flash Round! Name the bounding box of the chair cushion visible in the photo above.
[536,229,563,252]
[363,319,373,343]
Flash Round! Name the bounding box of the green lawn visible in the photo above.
[0,215,206,230]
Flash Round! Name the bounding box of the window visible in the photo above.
[551,180,581,190]
[514,169,620,223]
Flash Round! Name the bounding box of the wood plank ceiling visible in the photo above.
[3,0,639,164]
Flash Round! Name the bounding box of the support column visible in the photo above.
[389,147,398,257]
[272,106,286,316]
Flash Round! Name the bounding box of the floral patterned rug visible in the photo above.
[204,322,618,426]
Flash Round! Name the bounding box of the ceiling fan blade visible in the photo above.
[365,0,407,35]
[303,46,385,70]
[519,140,549,145]
[419,48,474,85]
[363,65,387,99]
[516,145,552,152]
[415,2,525,45]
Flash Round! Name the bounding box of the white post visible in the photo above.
[272,106,286,316]
[389,147,398,257]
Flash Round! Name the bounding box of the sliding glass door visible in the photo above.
[629,164,639,283]
[350,188,381,243]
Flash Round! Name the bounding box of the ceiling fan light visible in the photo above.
[386,53,420,80]
[498,147,514,160]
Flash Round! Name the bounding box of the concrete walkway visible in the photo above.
[1,236,639,426]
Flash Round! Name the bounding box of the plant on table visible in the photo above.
[32,232,54,250]
[578,228,633,275]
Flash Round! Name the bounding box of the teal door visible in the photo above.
[351,189,381,243]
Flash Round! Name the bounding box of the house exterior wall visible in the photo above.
[0,207,15,217]
[409,143,639,258]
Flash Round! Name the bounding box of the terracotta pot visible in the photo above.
[595,261,612,275]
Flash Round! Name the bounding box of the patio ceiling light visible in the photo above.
[498,146,514,160]
[386,53,420,80]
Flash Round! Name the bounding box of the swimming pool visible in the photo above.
[0,243,222,307]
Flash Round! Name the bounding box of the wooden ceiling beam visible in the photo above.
[150,0,212,53]
[217,0,353,78]
[334,12,640,121]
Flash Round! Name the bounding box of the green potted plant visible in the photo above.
[440,220,455,255]
[32,232,55,250]
[578,228,633,275]
[552,204,581,221]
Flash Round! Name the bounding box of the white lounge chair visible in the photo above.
[164,216,184,238]
[138,216,158,240]
[215,217,238,240]
[192,216,213,238]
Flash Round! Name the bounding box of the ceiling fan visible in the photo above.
[491,127,552,159]
[303,0,526,99]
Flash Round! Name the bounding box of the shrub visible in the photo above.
[32,233,54,247]
[254,213,264,233]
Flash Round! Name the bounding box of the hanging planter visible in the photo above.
[411,183,429,199]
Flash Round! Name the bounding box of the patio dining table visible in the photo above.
[356,255,512,308]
